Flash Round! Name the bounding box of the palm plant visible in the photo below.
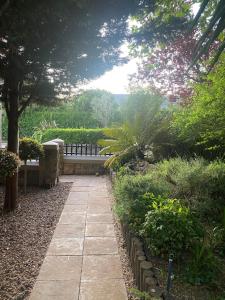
[98,125,140,168]
[190,0,225,69]
[98,90,174,168]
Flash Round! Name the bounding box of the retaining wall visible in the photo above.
[121,223,164,299]
[63,156,107,175]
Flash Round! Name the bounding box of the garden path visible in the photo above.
[29,175,127,300]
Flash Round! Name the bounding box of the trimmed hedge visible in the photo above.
[42,128,107,144]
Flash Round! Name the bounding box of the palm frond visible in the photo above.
[190,0,225,69]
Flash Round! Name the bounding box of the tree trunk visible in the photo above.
[24,161,27,194]
[3,82,19,212]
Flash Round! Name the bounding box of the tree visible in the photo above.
[89,90,119,127]
[75,89,120,127]
[130,0,225,70]
[172,54,225,158]
[129,0,194,49]
[190,0,225,68]
[0,0,137,211]
[128,1,197,101]
[130,33,200,101]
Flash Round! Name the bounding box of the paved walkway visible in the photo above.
[29,175,127,300]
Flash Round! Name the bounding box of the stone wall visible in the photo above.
[1,140,108,186]
[0,140,60,188]
[39,141,59,188]
[63,158,106,175]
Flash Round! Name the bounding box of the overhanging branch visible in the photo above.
[18,76,41,116]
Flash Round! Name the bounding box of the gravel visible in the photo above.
[0,183,72,300]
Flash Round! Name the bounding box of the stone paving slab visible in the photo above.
[29,280,79,300]
[82,255,123,280]
[54,224,85,238]
[70,186,105,192]
[29,175,127,300]
[84,237,118,255]
[86,213,113,223]
[85,223,115,237]
[87,204,111,213]
[63,204,87,212]
[48,238,84,256]
[79,279,127,300]
[67,192,89,201]
[59,212,86,224]
[66,198,88,205]
[38,255,82,281]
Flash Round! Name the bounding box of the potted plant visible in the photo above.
[19,138,44,193]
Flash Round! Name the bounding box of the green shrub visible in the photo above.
[141,198,203,258]
[32,120,57,142]
[148,158,225,219]
[42,128,107,144]
[0,150,20,178]
[113,174,170,230]
[185,241,218,284]
[116,165,135,177]
[203,161,225,212]
[114,173,170,204]
[210,209,225,256]
[150,157,207,197]
[127,193,172,233]
[19,138,44,162]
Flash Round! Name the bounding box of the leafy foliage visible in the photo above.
[130,288,157,300]
[130,33,205,101]
[141,197,202,258]
[149,158,225,220]
[190,0,225,67]
[114,173,170,230]
[76,90,121,127]
[172,55,225,157]
[98,126,139,169]
[1,90,121,139]
[99,90,179,167]
[210,209,225,256]
[0,0,139,210]
[32,120,57,143]
[0,150,20,178]
[42,128,107,144]
[130,0,193,48]
[185,240,219,285]
[19,138,44,162]
[0,0,135,110]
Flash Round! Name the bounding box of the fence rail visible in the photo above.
[64,144,111,156]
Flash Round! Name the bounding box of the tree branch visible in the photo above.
[18,77,41,116]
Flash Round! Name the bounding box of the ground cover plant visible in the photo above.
[113,157,225,298]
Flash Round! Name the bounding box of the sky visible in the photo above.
[83,3,200,95]
[85,59,137,94]
[83,37,138,94]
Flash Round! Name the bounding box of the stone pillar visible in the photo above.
[39,141,59,188]
[51,139,64,175]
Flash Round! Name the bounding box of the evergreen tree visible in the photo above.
[0,0,136,211]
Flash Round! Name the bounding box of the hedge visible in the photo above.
[42,128,108,144]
